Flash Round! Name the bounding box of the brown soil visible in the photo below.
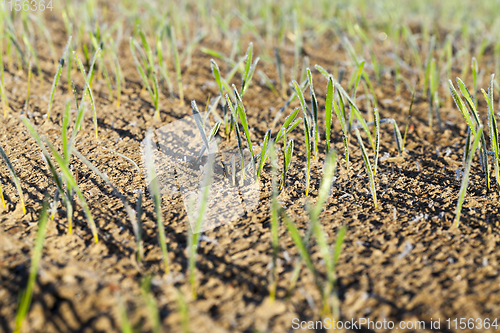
[1,17,500,333]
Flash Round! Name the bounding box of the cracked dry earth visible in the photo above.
[1,31,500,333]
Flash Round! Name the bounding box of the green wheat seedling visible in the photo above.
[449,78,490,192]
[482,75,499,194]
[348,59,365,99]
[73,50,100,139]
[119,296,133,333]
[268,141,279,301]
[257,70,279,97]
[423,35,435,99]
[452,126,483,229]
[0,144,26,213]
[325,75,334,154]
[21,114,99,242]
[293,80,312,196]
[306,68,319,160]
[176,288,190,333]
[334,81,374,149]
[472,57,478,109]
[188,147,214,299]
[233,85,255,161]
[140,276,161,333]
[256,108,302,181]
[282,151,346,318]
[70,81,80,111]
[0,71,9,117]
[308,150,345,319]
[355,128,378,209]
[241,42,260,97]
[24,61,32,113]
[130,29,160,120]
[46,141,99,242]
[47,36,72,119]
[144,130,169,274]
[191,101,222,165]
[256,129,271,180]
[74,151,144,263]
[210,59,231,137]
[373,108,380,176]
[279,139,294,191]
[226,94,247,182]
[14,196,50,333]
[167,25,184,105]
[329,75,350,170]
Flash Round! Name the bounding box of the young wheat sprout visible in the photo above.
[453,126,483,228]
[144,130,169,274]
[14,197,49,333]
[0,144,26,213]
[355,128,378,209]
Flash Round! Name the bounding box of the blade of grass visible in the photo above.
[452,126,483,228]
[449,80,476,136]
[307,68,319,160]
[73,50,100,139]
[226,95,246,182]
[241,42,253,93]
[325,75,333,153]
[233,86,255,160]
[167,25,184,105]
[280,139,294,191]
[47,36,72,119]
[335,81,374,149]
[355,128,377,209]
[176,288,190,333]
[483,74,499,194]
[269,141,279,301]
[256,129,271,180]
[45,141,98,242]
[14,196,49,333]
[140,276,161,333]
[292,80,312,195]
[374,108,380,176]
[189,149,214,299]
[0,144,26,213]
[144,130,169,274]
[25,61,32,113]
